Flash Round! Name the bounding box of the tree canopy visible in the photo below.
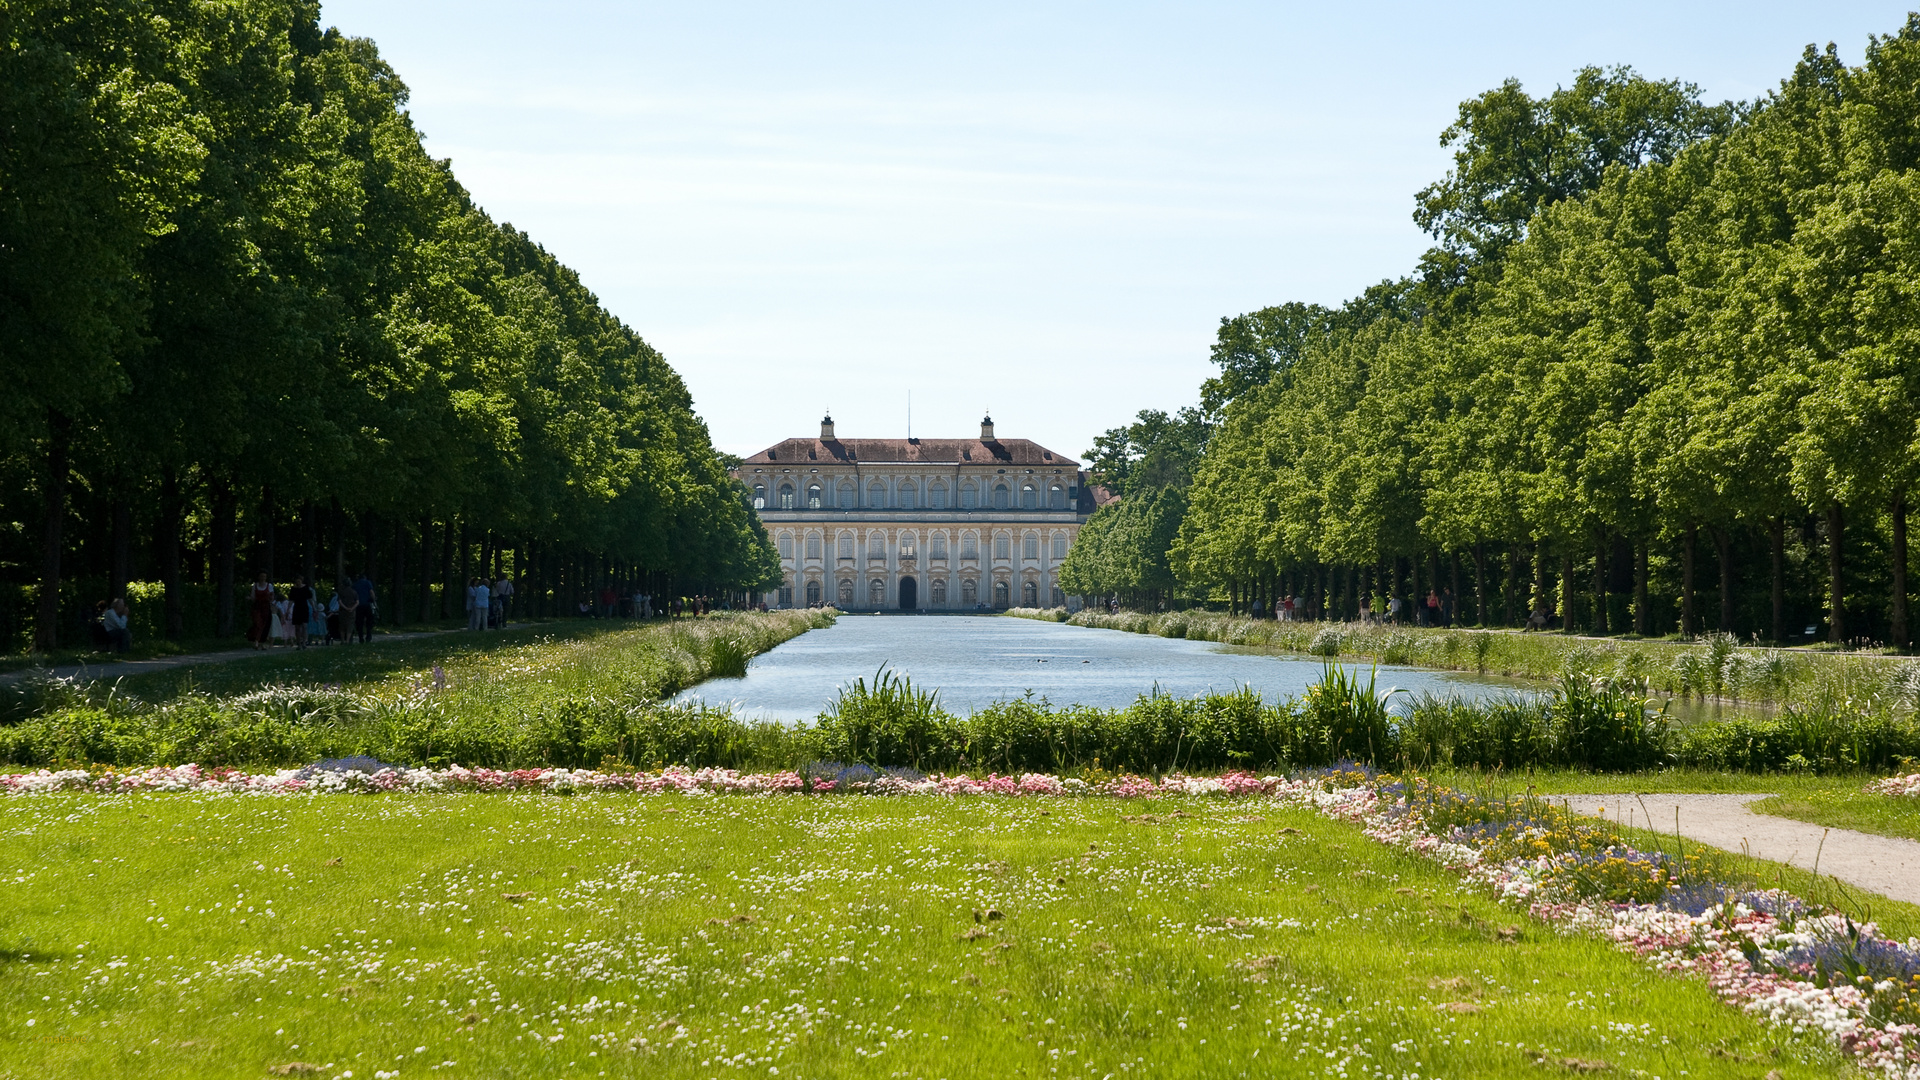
[0,0,776,649]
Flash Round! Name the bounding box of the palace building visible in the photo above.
[738,416,1094,611]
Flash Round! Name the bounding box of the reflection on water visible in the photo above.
[669,614,1534,723]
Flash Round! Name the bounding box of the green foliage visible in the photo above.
[1140,23,1920,650]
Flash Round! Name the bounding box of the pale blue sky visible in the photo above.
[317,1,1905,460]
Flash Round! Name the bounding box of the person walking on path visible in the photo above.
[352,572,377,643]
[102,599,131,653]
[247,572,274,650]
[468,577,490,631]
[289,577,314,650]
[494,575,513,627]
[336,579,359,643]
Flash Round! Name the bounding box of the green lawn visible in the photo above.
[0,792,1845,1079]
[1420,767,1920,847]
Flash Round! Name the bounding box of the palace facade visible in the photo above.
[738,416,1094,611]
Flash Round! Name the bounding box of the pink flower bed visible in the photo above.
[1870,773,1920,798]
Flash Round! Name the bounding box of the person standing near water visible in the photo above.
[352,571,376,643]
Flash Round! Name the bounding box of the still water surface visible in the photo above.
[669,614,1529,722]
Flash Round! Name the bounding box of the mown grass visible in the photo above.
[0,792,1846,1079]
[1015,608,1920,713]
[1746,790,1920,845]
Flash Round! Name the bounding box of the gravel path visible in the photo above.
[1559,793,1920,906]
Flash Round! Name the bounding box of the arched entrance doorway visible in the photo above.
[898,577,918,610]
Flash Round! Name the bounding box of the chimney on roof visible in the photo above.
[820,414,836,440]
[980,415,995,441]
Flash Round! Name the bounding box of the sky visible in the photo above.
[317,0,1907,461]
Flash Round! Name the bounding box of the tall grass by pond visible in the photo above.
[6,637,1916,774]
[0,610,830,771]
[1011,607,1920,712]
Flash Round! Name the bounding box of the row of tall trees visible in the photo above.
[1101,23,1920,646]
[0,0,778,650]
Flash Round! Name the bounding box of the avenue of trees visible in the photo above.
[1081,22,1920,648]
[0,0,779,650]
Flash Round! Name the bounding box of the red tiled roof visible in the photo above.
[739,438,1079,468]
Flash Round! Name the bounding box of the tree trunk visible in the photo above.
[1559,552,1575,634]
[34,413,72,652]
[1592,532,1608,635]
[1533,542,1551,624]
[109,493,132,601]
[391,519,407,626]
[440,520,456,619]
[260,486,276,584]
[1892,492,1909,650]
[212,478,238,638]
[1828,503,1846,643]
[332,498,346,587]
[1770,517,1786,644]
[419,518,434,625]
[159,470,184,639]
[1713,526,1735,634]
[301,499,318,594]
[1681,525,1697,637]
[1633,539,1648,636]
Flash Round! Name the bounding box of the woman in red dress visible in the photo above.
[247,572,274,650]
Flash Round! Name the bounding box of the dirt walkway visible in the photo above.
[1559,793,1920,906]
[0,628,464,687]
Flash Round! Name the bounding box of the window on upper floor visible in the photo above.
[837,481,855,508]
[930,534,948,559]
[1050,484,1066,509]
[752,485,766,509]
[993,484,1009,509]
[1021,484,1037,510]
[867,534,886,558]
[867,483,886,509]
[778,535,794,558]
[900,534,917,558]
[838,534,855,559]
[806,535,822,559]
[993,534,1010,559]
[1052,533,1068,560]
[1022,533,1039,559]
[930,483,948,509]
[960,482,977,509]
[806,484,822,509]
[899,482,917,509]
[778,483,795,509]
[961,533,978,559]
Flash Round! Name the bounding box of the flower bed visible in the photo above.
[1871,772,1920,798]
[5,760,1918,1074]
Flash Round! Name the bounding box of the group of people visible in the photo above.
[572,589,725,619]
[1363,588,1458,628]
[247,572,378,649]
[465,576,514,630]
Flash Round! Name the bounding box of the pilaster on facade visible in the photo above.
[738,418,1090,612]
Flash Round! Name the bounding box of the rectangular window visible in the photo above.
[806,535,822,559]
[778,535,793,558]
[961,486,977,509]
[838,535,854,559]
[931,487,948,509]
[1052,534,1068,560]
[868,535,885,558]
[930,534,948,559]
[994,535,1010,560]
[900,535,917,558]
[1023,535,1039,560]
[962,534,978,559]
